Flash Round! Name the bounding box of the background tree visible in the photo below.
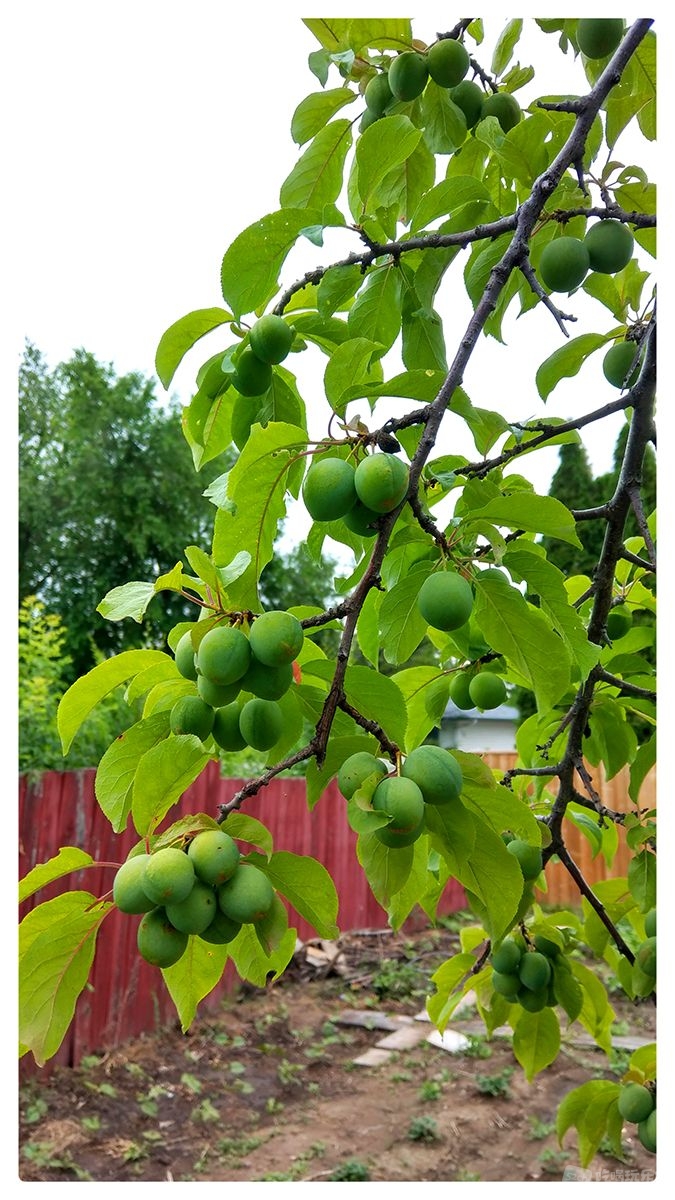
[19,342,231,678]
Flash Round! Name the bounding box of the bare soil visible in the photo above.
[18,922,656,1183]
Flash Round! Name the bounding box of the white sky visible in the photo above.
[7,7,658,499]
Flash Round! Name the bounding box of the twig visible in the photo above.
[626,484,656,566]
[337,697,399,763]
[619,547,655,574]
[596,669,656,703]
[554,844,635,964]
[519,259,578,336]
[501,764,563,788]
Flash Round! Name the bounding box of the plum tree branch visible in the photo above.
[553,843,636,963]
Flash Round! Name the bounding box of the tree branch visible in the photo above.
[553,843,635,963]
[596,669,656,702]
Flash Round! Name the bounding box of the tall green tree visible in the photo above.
[19,342,230,677]
[542,442,605,577]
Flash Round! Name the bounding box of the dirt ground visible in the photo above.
[18,920,657,1184]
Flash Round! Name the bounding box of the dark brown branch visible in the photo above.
[546,204,656,229]
[337,698,399,762]
[627,484,656,566]
[554,844,635,963]
[619,547,655,574]
[596,669,656,702]
[454,394,632,480]
[501,763,563,788]
[217,742,318,816]
[519,259,578,336]
[273,216,519,314]
[408,491,452,553]
[571,789,626,826]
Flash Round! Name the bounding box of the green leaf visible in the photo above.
[19,893,111,1066]
[212,422,308,610]
[19,848,94,904]
[341,368,446,408]
[629,733,656,803]
[467,493,582,547]
[491,18,523,76]
[614,182,656,258]
[317,264,364,317]
[220,208,321,317]
[153,811,221,851]
[401,307,448,373]
[464,233,513,312]
[353,115,422,216]
[410,176,490,234]
[219,813,274,859]
[427,805,524,942]
[387,837,433,931]
[291,88,357,145]
[155,308,233,390]
[627,849,656,913]
[380,137,436,228]
[356,585,382,668]
[95,580,158,624]
[255,893,291,956]
[449,390,510,456]
[379,563,434,666]
[303,18,412,53]
[248,851,339,939]
[556,1080,621,1168]
[323,337,383,417]
[552,960,584,1023]
[505,542,600,680]
[304,660,408,747]
[473,570,571,711]
[95,711,171,833]
[427,952,478,1032]
[131,736,211,836]
[227,923,297,988]
[570,961,614,1054]
[535,333,611,401]
[347,263,402,352]
[512,1006,560,1081]
[584,696,638,780]
[356,831,415,908]
[57,650,171,755]
[392,666,451,753]
[280,119,352,211]
[633,30,656,141]
[161,938,229,1033]
[421,82,467,154]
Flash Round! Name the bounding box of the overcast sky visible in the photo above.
[8,6,659,540]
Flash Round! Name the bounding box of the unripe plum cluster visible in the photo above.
[416,570,508,711]
[201,314,294,402]
[490,930,566,1013]
[302,451,409,537]
[538,219,635,297]
[113,831,276,968]
[617,1080,656,1154]
[361,37,522,137]
[337,744,463,848]
[170,609,303,752]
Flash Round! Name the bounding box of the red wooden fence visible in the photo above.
[19,755,654,1073]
